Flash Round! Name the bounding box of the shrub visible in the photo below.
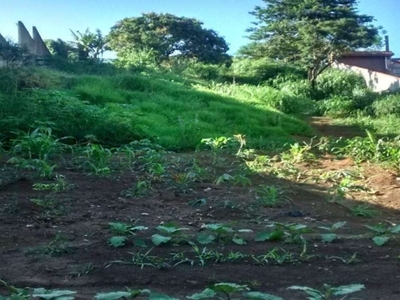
[315,69,366,100]
[316,96,355,118]
[371,94,400,117]
[229,57,307,85]
[182,61,227,81]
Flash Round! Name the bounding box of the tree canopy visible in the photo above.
[70,28,108,60]
[241,0,381,86]
[107,13,231,65]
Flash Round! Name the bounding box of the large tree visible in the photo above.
[107,13,231,64]
[241,0,380,87]
[70,28,108,60]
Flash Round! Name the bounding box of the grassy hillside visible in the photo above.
[0,67,313,151]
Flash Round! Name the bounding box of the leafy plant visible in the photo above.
[95,288,151,300]
[10,127,68,161]
[351,204,379,218]
[318,221,347,243]
[8,157,57,178]
[255,223,309,244]
[32,175,73,192]
[151,223,190,246]
[365,222,400,246]
[252,248,298,266]
[121,180,152,198]
[189,242,224,266]
[75,143,113,175]
[287,283,365,299]
[188,282,283,300]
[254,185,290,207]
[0,280,77,300]
[197,223,251,245]
[110,248,163,269]
[281,141,316,164]
[108,222,148,248]
[26,231,72,256]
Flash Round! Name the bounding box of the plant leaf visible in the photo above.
[372,236,389,246]
[244,291,284,300]
[186,288,216,299]
[151,234,171,246]
[365,224,386,233]
[108,236,128,248]
[32,288,77,300]
[95,291,131,300]
[331,284,365,296]
[131,226,148,231]
[237,229,253,233]
[133,238,148,248]
[390,224,400,233]
[157,225,189,234]
[331,221,347,230]
[109,222,129,235]
[321,233,336,243]
[197,232,216,245]
[254,230,284,242]
[232,236,246,245]
[287,286,323,298]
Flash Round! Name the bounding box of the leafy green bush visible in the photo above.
[182,61,228,81]
[316,96,356,117]
[113,47,159,72]
[229,57,307,85]
[371,94,400,117]
[315,69,366,100]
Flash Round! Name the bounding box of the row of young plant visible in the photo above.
[105,220,400,251]
[0,278,366,300]
[3,129,399,224]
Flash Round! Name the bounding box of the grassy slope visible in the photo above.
[0,68,313,150]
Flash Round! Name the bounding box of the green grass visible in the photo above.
[0,68,313,151]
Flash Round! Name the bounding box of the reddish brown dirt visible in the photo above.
[1,145,400,300]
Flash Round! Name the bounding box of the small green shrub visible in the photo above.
[372,94,400,117]
[229,57,307,85]
[316,96,355,117]
[315,69,366,100]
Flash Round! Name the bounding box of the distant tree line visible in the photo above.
[2,1,382,87]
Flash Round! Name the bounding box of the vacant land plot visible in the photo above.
[1,126,400,299]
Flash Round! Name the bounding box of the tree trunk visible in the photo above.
[308,68,317,90]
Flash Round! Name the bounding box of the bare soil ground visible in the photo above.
[1,119,400,299]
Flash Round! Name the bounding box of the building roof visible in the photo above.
[341,51,394,58]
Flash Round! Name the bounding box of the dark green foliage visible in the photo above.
[317,96,356,118]
[0,68,313,150]
[70,28,108,60]
[371,94,400,117]
[315,69,367,100]
[108,13,231,65]
[231,58,307,85]
[0,40,30,67]
[313,69,377,117]
[45,39,74,59]
[243,0,380,86]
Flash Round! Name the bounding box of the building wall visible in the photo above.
[337,56,388,73]
[335,63,400,92]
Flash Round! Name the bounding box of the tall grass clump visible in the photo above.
[203,82,315,115]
